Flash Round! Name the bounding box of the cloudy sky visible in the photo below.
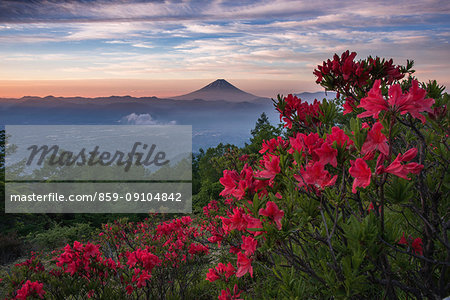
[0,0,449,98]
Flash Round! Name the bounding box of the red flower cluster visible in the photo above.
[209,56,434,298]
[15,280,46,300]
[351,142,423,193]
[126,248,161,271]
[288,128,353,191]
[56,241,111,277]
[220,164,268,200]
[295,161,337,190]
[203,199,219,217]
[236,252,253,278]
[358,79,435,123]
[256,154,281,185]
[361,122,389,156]
[221,207,263,235]
[206,262,236,282]
[398,233,423,255]
[349,158,372,193]
[218,284,243,300]
[212,152,288,289]
[260,136,289,154]
[326,127,354,149]
[290,132,322,157]
[259,201,284,230]
[4,215,209,298]
[314,51,405,96]
[381,148,423,180]
[343,97,357,115]
[276,94,321,128]
[241,235,257,256]
[314,51,359,85]
[15,254,45,273]
[346,79,431,193]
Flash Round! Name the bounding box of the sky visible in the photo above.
[0,0,449,98]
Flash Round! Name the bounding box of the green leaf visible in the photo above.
[385,176,414,204]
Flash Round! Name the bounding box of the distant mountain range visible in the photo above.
[171,79,336,103]
[294,91,337,103]
[0,79,337,150]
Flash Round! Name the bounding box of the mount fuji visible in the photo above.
[172,79,266,102]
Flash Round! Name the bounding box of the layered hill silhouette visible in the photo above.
[0,80,337,150]
[294,91,336,103]
[172,79,266,102]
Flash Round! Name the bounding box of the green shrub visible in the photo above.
[0,232,26,265]
[26,223,93,250]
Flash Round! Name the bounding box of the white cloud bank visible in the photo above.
[121,113,176,125]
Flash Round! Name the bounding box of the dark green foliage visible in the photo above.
[248,112,282,152]
[26,222,94,250]
[0,231,26,264]
[191,114,283,213]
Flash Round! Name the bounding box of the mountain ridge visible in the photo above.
[294,91,337,103]
[172,79,266,102]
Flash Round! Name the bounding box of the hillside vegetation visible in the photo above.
[1,51,448,299]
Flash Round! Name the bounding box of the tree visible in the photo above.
[247,112,282,152]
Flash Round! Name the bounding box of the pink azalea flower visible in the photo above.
[256,154,281,184]
[343,97,356,115]
[294,161,337,189]
[326,126,354,148]
[384,151,423,180]
[16,280,46,300]
[83,242,99,258]
[259,136,288,154]
[73,240,84,252]
[206,268,220,282]
[219,170,239,197]
[243,214,264,236]
[218,284,243,300]
[358,80,435,124]
[136,270,151,288]
[357,80,388,119]
[315,142,338,167]
[222,208,247,232]
[361,122,389,156]
[224,262,236,279]
[349,158,372,193]
[241,235,257,256]
[411,237,423,255]
[290,132,323,158]
[398,232,408,245]
[212,262,236,280]
[236,252,253,278]
[399,148,418,162]
[259,201,284,230]
[126,285,134,295]
[390,80,434,124]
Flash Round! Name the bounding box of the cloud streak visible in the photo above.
[0,0,448,95]
[1,0,449,23]
[122,113,176,125]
